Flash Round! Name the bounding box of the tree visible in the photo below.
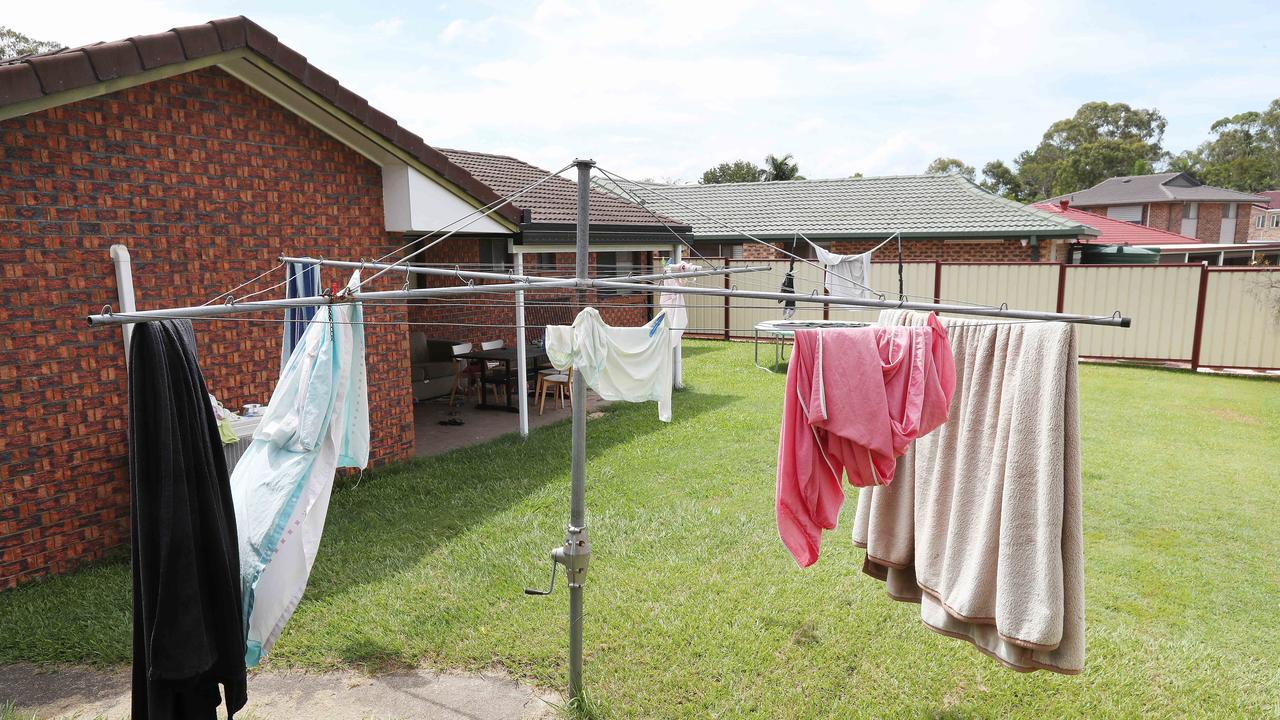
[979,159,1023,199]
[700,160,764,184]
[925,157,975,181]
[1169,98,1280,193]
[0,27,61,58]
[762,153,803,181]
[980,101,1169,201]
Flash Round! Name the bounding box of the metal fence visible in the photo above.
[684,259,1280,371]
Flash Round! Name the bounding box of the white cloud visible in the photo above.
[5,0,1271,184]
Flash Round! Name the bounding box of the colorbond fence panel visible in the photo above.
[937,263,1060,318]
[1198,269,1280,370]
[1062,265,1201,361]
[727,261,825,335]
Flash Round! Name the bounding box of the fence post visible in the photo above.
[723,257,731,340]
[1056,263,1067,313]
[932,262,942,304]
[1189,262,1210,371]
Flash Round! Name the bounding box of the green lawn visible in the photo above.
[3,341,1279,718]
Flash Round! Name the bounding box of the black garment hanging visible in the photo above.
[780,236,799,318]
[128,320,247,720]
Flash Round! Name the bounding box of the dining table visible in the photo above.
[455,345,551,411]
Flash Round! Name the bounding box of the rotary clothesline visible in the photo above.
[87,158,1133,708]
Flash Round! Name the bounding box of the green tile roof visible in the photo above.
[594,174,1096,239]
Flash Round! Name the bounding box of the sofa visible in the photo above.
[410,332,461,400]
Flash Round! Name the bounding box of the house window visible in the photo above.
[1223,203,1236,219]
[533,252,558,274]
[479,238,509,270]
[596,251,643,293]
[1182,203,1198,219]
[1259,215,1267,229]
[1272,214,1280,229]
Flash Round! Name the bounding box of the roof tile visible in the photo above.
[26,51,96,95]
[1032,202,1197,245]
[210,17,248,50]
[129,32,184,70]
[270,43,307,77]
[334,86,370,121]
[243,19,279,57]
[443,148,689,228]
[365,107,397,139]
[301,64,338,102]
[83,41,143,81]
[0,64,43,105]
[173,24,221,59]
[594,174,1090,239]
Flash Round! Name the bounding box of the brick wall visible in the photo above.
[1195,203,1225,244]
[403,243,651,347]
[0,67,416,589]
[829,237,1045,262]
[1248,206,1280,242]
[1147,203,1180,234]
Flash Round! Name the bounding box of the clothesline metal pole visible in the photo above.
[515,251,530,438]
[568,158,593,702]
[590,280,1133,328]
[85,267,767,327]
[672,243,684,389]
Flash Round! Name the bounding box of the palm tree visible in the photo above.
[762,153,804,181]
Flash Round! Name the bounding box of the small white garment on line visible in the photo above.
[659,261,701,348]
[809,240,872,303]
[231,271,369,667]
[545,307,674,421]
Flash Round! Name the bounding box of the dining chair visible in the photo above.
[448,342,474,405]
[538,366,573,415]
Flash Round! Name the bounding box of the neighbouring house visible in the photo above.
[1031,200,1280,266]
[1247,191,1280,242]
[595,174,1098,263]
[1048,172,1268,244]
[0,17,686,588]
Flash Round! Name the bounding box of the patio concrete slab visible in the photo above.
[0,663,559,720]
[413,392,604,457]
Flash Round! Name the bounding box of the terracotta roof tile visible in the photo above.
[0,63,41,104]
[173,24,222,59]
[83,41,143,81]
[442,148,690,229]
[1032,202,1198,245]
[129,32,185,69]
[27,50,96,94]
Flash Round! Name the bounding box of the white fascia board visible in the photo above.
[383,164,509,234]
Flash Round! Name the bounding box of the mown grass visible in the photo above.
[2,341,1278,718]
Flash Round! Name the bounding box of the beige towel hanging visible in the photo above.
[853,309,1085,675]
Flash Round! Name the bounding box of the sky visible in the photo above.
[6,0,1276,183]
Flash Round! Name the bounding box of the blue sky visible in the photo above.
[8,1,1276,183]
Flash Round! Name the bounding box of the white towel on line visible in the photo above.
[809,241,872,304]
[545,307,674,421]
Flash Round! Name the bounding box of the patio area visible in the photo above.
[412,391,607,457]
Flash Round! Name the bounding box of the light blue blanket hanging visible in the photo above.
[232,271,368,667]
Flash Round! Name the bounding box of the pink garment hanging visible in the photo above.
[776,314,955,567]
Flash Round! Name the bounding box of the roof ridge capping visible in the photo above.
[951,174,1098,236]
[0,15,521,225]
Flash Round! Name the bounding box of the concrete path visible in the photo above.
[0,664,560,720]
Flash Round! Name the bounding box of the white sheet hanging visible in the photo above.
[545,307,673,421]
[231,271,369,667]
[808,239,872,303]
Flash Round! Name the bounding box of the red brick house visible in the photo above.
[1247,190,1280,243]
[0,17,686,588]
[1049,172,1267,244]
